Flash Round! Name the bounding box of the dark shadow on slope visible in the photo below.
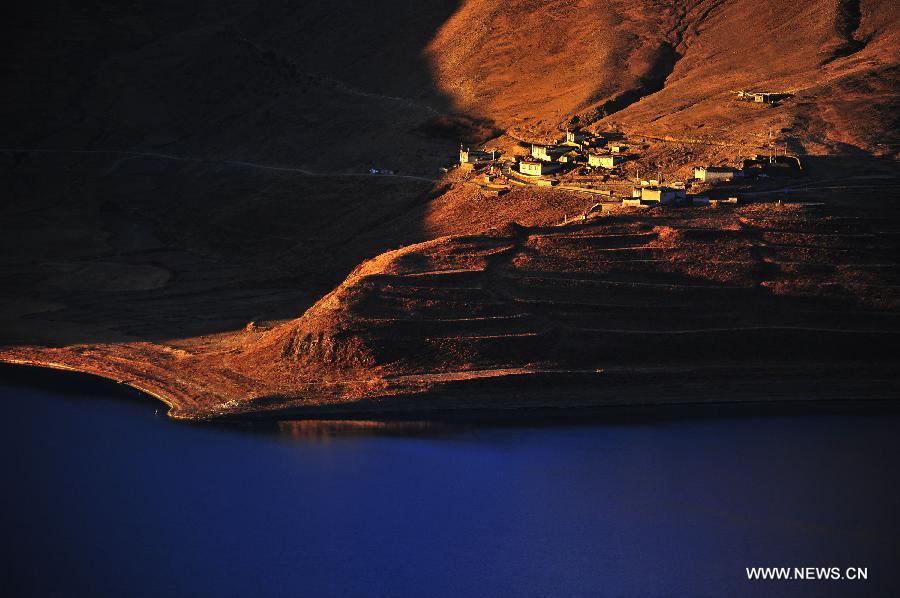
[587,42,680,121]
[0,0,471,347]
[834,0,867,57]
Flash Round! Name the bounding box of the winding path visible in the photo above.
[1,147,438,183]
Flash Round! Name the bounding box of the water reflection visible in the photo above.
[4,366,900,598]
[276,419,448,440]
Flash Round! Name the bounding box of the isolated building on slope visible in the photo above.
[736,90,790,104]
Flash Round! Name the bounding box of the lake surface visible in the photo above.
[1,367,898,598]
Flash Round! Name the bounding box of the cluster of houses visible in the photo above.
[627,165,744,206]
[516,130,628,177]
[460,130,630,179]
[458,128,781,209]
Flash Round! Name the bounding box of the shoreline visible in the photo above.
[0,358,178,414]
[3,359,898,425]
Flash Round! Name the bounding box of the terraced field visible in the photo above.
[193,201,898,417]
[4,198,898,418]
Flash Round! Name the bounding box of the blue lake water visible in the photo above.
[1,367,898,598]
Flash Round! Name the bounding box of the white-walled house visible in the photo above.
[588,153,624,169]
[694,165,743,182]
[519,159,561,176]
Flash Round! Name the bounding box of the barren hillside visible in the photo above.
[8,1,898,161]
[428,0,899,155]
[2,1,898,418]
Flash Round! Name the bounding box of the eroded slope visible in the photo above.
[235,203,900,412]
[427,0,899,154]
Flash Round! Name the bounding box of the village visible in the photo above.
[455,111,801,222]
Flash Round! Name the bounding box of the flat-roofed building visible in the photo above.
[564,130,588,145]
[694,165,743,182]
[459,147,493,164]
[737,90,790,104]
[588,153,624,169]
[558,149,582,163]
[519,159,561,176]
[531,144,568,162]
[753,92,789,103]
[641,186,677,204]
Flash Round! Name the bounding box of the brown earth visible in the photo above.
[1,1,898,418]
[428,0,900,156]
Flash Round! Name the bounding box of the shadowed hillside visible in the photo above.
[5,0,468,172]
[2,1,467,348]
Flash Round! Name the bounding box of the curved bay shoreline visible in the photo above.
[3,359,898,424]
